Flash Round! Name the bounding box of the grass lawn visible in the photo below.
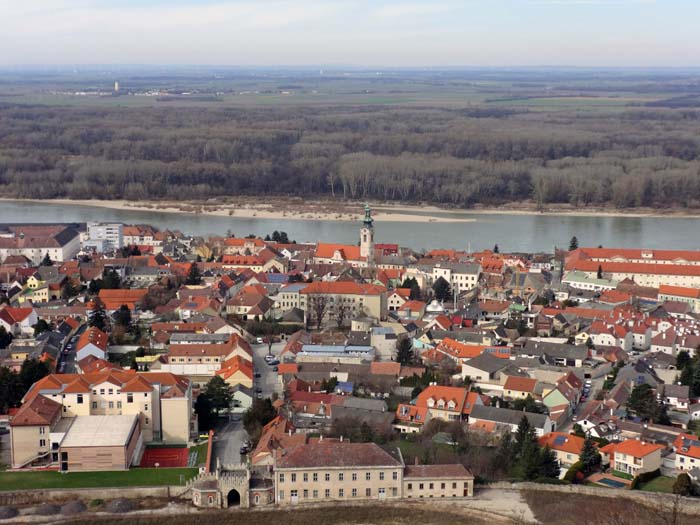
[638,476,676,493]
[190,442,209,468]
[0,467,198,491]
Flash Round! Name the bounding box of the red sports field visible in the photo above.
[139,447,189,468]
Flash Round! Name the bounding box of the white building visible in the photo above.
[86,222,124,251]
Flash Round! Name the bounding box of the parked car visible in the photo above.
[239,445,249,454]
[267,359,279,366]
[264,354,275,363]
[272,366,278,372]
[256,337,264,344]
[254,372,261,378]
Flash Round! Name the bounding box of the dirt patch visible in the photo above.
[60,500,86,516]
[523,489,695,525]
[65,502,494,525]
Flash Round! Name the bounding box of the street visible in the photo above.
[57,324,87,374]
[211,419,248,468]
[251,341,285,399]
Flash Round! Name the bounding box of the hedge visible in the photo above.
[631,468,660,490]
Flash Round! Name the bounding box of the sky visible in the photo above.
[2,0,699,67]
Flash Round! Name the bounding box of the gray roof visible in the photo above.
[470,405,549,429]
[662,384,690,399]
[520,340,588,361]
[169,332,231,344]
[433,262,481,274]
[463,352,511,374]
[341,397,388,413]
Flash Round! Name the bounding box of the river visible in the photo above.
[1,201,699,253]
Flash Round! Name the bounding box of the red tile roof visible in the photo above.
[659,285,700,299]
[10,395,62,427]
[538,432,586,455]
[76,327,108,352]
[276,441,402,469]
[504,376,538,394]
[314,243,363,261]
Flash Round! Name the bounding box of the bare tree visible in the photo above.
[308,294,329,330]
[335,295,349,328]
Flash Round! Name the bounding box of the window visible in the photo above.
[429,483,434,490]
[365,488,371,497]
[99,389,105,395]
[325,489,330,498]
[290,490,298,498]
[92,402,97,409]
[312,489,318,498]
[351,488,357,497]
[144,393,148,398]
[463,482,469,488]
[108,389,113,395]
[379,472,384,481]
[279,491,284,500]
[392,472,398,480]
[117,401,122,409]
[39,427,46,435]
[39,439,46,447]
[77,394,83,404]
[127,394,133,403]
[325,473,330,482]
[92,390,96,395]
[303,473,308,482]
[352,473,357,481]
[441,483,445,489]
[338,489,344,498]
[419,483,424,490]
[407,483,412,490]
[303,489,308,498]
[145,417,149,424]
[379,488,386,496]
[279,474,284,483]
[365,472,371,481]
[338,473,344,481]
[291,473,296,482]
[145,404,149,411]
[392,488,398,497]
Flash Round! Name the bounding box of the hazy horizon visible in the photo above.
[2,0,699,68]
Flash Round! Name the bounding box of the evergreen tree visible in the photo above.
[113,304,132,330]
[102,269,121,289]
[89,297,108,332]
[679,362,694,387]
[569,236,579,251]
[32,319,52,336]
[204,376,233,414]
[18,358,49,392]
[40,253,52,266]
[186,262,202,285]
[61,280,79,298]
[513,415,535,458]
[596,265,603,279]
[492,432,515,474]
[432,276,451,302]
[676,350,691,371]
[579,436,601,473]
[396,337,414,365]
[400,277,421,300]
[0,326,12,349]
[493,244,499,254]
[673,473,693,496]
[693,364,700,397]
[538,445,561,479]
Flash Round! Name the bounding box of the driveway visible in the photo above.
[211,419,248,468]
[251,342,285,399]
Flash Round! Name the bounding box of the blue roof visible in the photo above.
[336,381,354,393]
[266,273,289,284]
[553,435,567,446]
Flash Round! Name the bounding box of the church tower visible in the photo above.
[360,203,375,262]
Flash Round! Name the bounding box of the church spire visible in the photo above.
[363,203,373,228]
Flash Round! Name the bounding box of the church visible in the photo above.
[312,204,375,268]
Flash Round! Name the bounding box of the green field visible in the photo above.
[0,467,198,491]
[638,475,676,493]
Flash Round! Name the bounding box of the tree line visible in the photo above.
[1,103,700,208]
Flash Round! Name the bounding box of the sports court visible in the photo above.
[139,446,189,468]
